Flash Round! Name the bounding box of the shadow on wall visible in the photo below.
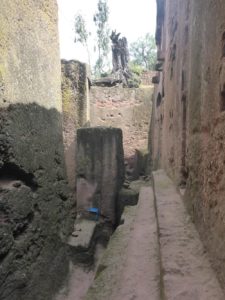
[0,103,74,300]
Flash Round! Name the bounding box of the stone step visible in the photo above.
[66,219,98,266]
[67,219,97,251]
[153,169,224,300]
[85,186,160,300]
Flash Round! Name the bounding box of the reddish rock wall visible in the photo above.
[140,71,155,86]
[150,0,225,286]
[90,86,153,158]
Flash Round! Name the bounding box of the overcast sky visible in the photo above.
[57,0,156,63]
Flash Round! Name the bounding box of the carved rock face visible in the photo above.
[150,0,225,288]
[0,1,73,299]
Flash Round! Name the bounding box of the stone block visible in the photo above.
[76,127,124,225]
[67,219,97,251]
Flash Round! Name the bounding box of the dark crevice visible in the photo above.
[170,44,176,61]
[157,93,162,107]
[181,70,186,91]
[220,85,225,112]
[0,163,38,191]
[0,250,10,264]
[13,212,34,239]
[152,177,166,300]
[184,25,189,45]
[222,32,225,58]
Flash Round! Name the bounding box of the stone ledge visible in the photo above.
[152,169,225,299]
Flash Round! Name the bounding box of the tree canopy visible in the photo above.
[129,33,157,71]
[93,0,110,76]
[74,13,91,67]
[74,3,157,78]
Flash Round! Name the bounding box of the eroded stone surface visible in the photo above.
[0,2,73,299]
[85,186,160,300]
[61,60,90,190]
[153,170,224,300]
[150,0,225,287]
[90,86,153,157]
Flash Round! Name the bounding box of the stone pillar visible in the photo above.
[61,60,89,190]
[76,127,124,224]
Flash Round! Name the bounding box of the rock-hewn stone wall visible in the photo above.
[0,1,73,299]
[90,86,153,158]
[150,0,225,286]
[140,71,155,86]
[61,60,89,190]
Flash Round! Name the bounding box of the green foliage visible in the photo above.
[74,14,91,67]
[129,33,157,71]
[74,14,88,45]
[93,0,110,77]
[129,61,144,76]
[127,75,141,88]
[100,71,110,78]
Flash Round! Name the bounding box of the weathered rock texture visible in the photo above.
[90,86,153,157]
[140,71,155,86]
[0,1,73,299]
[150,0,225,288]
[153,170,224,299]
[61,60,89,189]
[76,127,124,225]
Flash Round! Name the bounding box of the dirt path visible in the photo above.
[153,170,224,300]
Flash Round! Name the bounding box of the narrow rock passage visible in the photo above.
[153,170,224,300]
[60,171,225,300]
[85,185,160,300]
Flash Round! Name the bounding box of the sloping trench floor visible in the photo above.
[57,170,225,300]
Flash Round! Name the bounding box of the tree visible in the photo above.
[74,13,91,67]
[129,33,157,71]
[93,0,110,76]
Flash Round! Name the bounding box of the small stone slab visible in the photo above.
[67,219,97,251]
